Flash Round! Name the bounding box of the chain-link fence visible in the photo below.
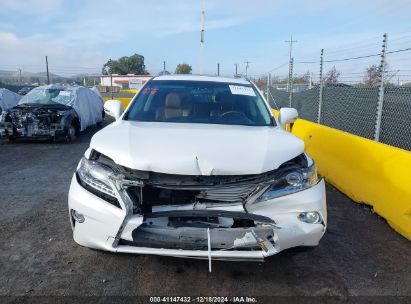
[266,33,411,151]
[269,84,411,151]
[379,87,411,149]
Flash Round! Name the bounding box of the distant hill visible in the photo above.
[0,70,65,79]
[0,70,100,86]
[0,70,68,85]
[0,70,100,80]
[32,71,65,79]
[0,70,15,78]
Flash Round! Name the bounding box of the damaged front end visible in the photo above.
[69,150,326,265]
[0,104,75,140]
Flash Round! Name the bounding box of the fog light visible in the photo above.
[298,212,321,224]
[71,209,85,223]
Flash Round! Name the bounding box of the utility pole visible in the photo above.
[374,33,388,142]
[309,72,313,90]
[234,64,238,77]
[18,68,22,84]
[285,35,297,93]
[244,61,250,77]
[266,73,271,102]
[317,49,324,123]
[217,63,220,76]
[199,0,205,74]
[288,58,294,107]
[45,56,50,85]
[163,61,166,71]
[108,59,113,100]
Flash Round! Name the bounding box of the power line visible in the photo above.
[295,46,411,64]
[296,53,380,64]
[387,47,411,54]
[262,62,288,75]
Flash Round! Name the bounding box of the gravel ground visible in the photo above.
[0,119,410,299]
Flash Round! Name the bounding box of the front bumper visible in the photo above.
[0,122,67,140]
[68,175,326,261]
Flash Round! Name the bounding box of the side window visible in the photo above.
[248,97,258,118]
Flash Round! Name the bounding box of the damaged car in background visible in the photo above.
[68,75,327,269]
[0,85,103,141]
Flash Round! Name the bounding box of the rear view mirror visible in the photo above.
[104,100,123,120]
[278,107,298,128]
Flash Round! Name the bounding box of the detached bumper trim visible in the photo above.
[114,244,266,261]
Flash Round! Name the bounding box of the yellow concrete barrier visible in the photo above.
[103,97,133,110]
[119,89,138,94]
[290,118,411,240]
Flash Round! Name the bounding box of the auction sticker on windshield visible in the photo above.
[229,85,256,96]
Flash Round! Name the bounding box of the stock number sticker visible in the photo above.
[229,85,256,96]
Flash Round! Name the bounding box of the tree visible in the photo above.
[175,63,192,74]
[102,53,149,75]
[323,66,341,85]
[253,75,268,90]
[294,71,310,84]
[363,65,380,86]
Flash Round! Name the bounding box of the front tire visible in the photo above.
[67,119,80,142]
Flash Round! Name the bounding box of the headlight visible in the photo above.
[77,157,116,198]
[257,164,318,202]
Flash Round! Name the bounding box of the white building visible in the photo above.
[100,74,152,90]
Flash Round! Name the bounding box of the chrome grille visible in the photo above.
[196,184,257,202]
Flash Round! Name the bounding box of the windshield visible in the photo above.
[19,87,72,105]
[125,80,274,126]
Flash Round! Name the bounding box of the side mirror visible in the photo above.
[104,100,123,120]
[278,107,298,128]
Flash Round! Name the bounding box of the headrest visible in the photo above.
[215,91,234,108]
[165,92,181,108]
[215,91,231,103]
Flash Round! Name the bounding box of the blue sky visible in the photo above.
[1,0,411,81]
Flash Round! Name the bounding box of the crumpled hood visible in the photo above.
[90,121,305,175]
[10,103,71,113]
[8,104,71,115]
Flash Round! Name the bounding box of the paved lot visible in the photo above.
[0,119,410,298]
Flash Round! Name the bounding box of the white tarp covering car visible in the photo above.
[36,85,104,131]
[0,88,21,113]
[90,86,103,99]
[68,75,327,270]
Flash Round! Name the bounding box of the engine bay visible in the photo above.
[0,104,71,138]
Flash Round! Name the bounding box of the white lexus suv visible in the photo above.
[68,75,326,264]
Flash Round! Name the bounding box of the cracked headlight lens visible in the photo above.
[257,164,318,202]
[77,157,116,198]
